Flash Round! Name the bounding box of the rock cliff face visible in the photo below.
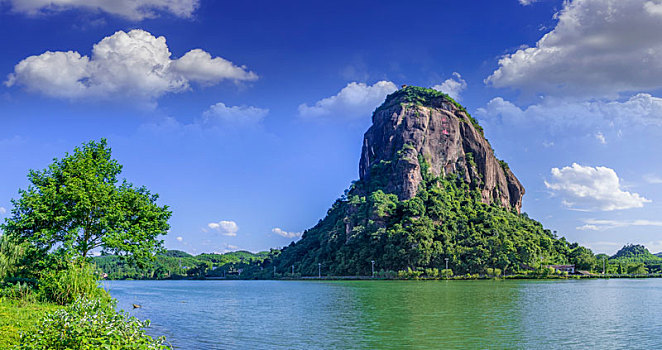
[358,86,524,212]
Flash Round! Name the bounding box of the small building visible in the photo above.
[546,264,575,274]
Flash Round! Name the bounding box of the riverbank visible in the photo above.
[145,272,662,281]
[0,298,61,348]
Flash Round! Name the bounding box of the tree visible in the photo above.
[2,139,171,267]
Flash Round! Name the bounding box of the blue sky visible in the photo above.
[2,0,662,255]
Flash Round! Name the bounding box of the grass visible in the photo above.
[0,298,62,348]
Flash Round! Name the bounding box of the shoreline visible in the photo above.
[103,273,662,282]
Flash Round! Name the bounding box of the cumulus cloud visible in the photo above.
[486,0,662,97]
[5,29,257,104]
[432,72,467,101]
[577,218,662,231]
[208,220,239,236]
[298,81,397,119]
[0,207,6,215]
[545,163,650,211]
[2,0,199,20]
[176,236,183,242]
[202,103,268,126]
[272,227,302,239]
[518,0,539,5]
[477,93,662,129]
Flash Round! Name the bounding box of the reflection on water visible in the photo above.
[105,279,662,349]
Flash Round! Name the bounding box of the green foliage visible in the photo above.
[0,299,61,349]
[498,159,510,172]
[93,250,270,280]
[37,261,109,305]
[18,297,170,350]
[1,139,171,268]
[271,155,595,276]
[610,244,661,263]
[486,268,502,277]
[627,262,648,275]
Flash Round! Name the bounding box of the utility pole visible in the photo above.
[371,260,375,278]
[445,257,449,271]
[603,258,606,274]
[318,263,321,279]
[292,265,295,276]
[273,266,276,278]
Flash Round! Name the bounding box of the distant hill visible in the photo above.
[160,249,193,258]
[610,244,661,263]
[94,249,270,279]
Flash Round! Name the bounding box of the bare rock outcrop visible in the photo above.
[358,87,524,212]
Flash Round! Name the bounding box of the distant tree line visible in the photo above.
[94,250,270,280]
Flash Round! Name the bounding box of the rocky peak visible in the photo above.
[358,86,524,212]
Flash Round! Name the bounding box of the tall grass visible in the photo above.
[38,261,109,305]
[0,235,28,281]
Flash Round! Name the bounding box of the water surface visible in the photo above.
[106,279,662,349]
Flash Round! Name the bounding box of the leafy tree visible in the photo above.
[1,139,171,269]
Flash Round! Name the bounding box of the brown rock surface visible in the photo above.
[358,87,524,212]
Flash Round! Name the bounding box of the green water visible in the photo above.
[106,279,662,349]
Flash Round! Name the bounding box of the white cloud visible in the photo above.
[202,103,268,126]
[545,163,651,211]
[577,218,662,231]
[643,174,662,184]
[0,207,6,215]
[2,0,199,20]
[272,227,302,239]
[176,236,183,242]
[518,0,539,5]
[432,72,467,101]
[227,244,239,250]
[208,220,239,236]
[578,241,621,255]
[298,81,397,119]
[170,49,257,85]
[5,29,257,104]
[644,240,662,254]
[486,0,662,97]
[595,131,606,144]
[477,93,662,129]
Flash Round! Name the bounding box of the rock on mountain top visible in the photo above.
[358,86,524,212]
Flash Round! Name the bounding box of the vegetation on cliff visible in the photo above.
[270,165,597,277]
[265,87,599,277]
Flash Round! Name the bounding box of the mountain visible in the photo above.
[272,86,595,276]
[610,244,661,263]
[359,86,524,211]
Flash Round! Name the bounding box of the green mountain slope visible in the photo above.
[610,244,661,263]
[270,87,597,276]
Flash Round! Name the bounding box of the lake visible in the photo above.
[105,279,662,349]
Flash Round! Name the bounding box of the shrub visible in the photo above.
[0,281,35,301]
[37,261,109,305]
[18,297,170,350]
[486,268,502,277]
